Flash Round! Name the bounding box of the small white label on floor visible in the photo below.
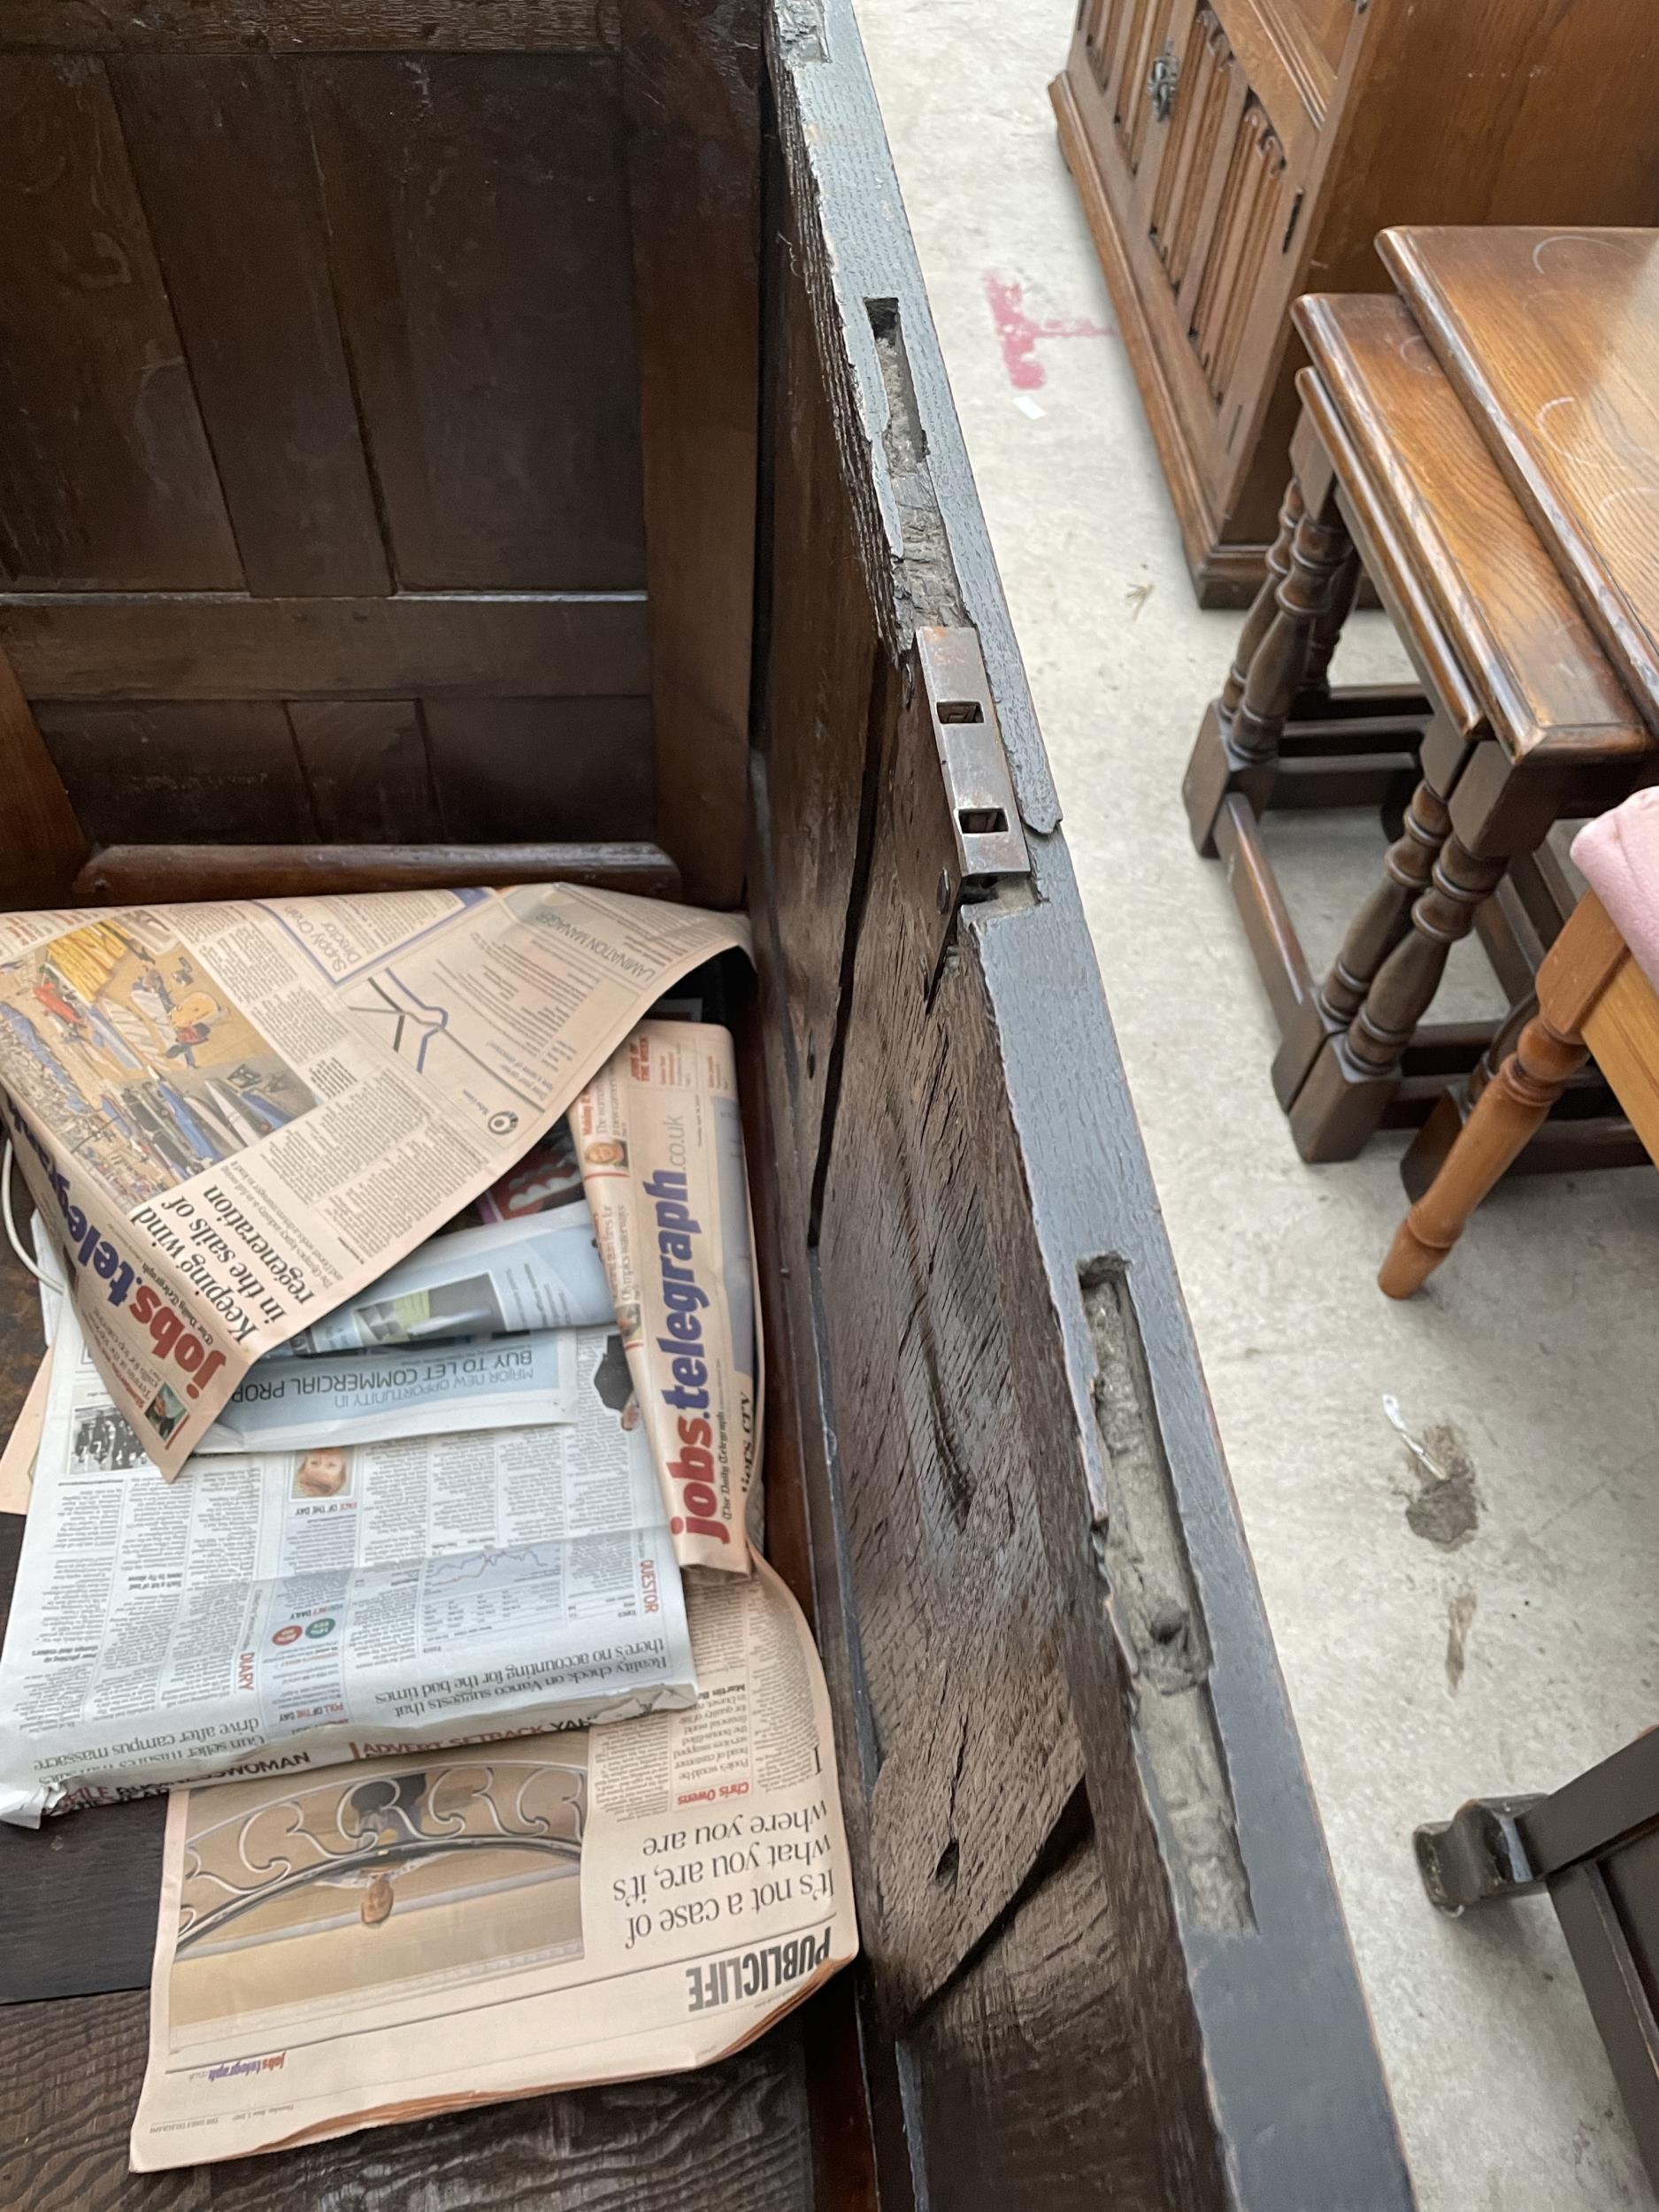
[1013,394,1044,419]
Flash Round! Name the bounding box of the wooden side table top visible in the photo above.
[1380,226,1659,733]
[1293,290,1647,764]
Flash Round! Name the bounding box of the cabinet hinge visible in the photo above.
[899,626,1031,987]
[1147,41,1180,124]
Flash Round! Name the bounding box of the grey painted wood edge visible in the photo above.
[968,841,1417,2211]
[766,0,1061,836]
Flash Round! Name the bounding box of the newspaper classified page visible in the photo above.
[197,1331,583,1455]
[0,1310,696,1824]
[576,1024,759,1573]
[0,889,749,1475]
[129,1555,856,2169]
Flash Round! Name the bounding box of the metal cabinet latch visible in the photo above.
[1147,42,1179,123]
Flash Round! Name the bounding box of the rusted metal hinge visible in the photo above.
[902,625,1031,987]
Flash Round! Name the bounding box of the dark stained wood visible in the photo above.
[1210,792,1309,1033]
[422,698,653,844]
[1,2,620,51]
[1295,290,1650,761]
[36,700,319,843]
[288,701,445,841]
[0,1985,816,2211]
[0,592,651,701]
[301,54,645,593]
[75,841,683,902]
[111,55,390,595]
[756,161,887,1201]
[0,56,242,590]
[622,0,761,910]
[1054,0,1659,602]
[0,646,89,905]
[1382,226,1659,737]
[815,703,1087,2015]
[908,1823,1217,2209]
[752,6,1414,2203]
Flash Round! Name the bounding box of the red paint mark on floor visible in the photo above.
[983,273,1109,390]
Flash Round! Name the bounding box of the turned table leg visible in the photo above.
[1288,828,1507,1160]
[1378,1003,1587,1295]
[1300,543,1362,700]
[1183,479,1353,856]
[1379,889,1628,1294]
[1271,773,1452,1105]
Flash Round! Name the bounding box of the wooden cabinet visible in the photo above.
[1055,0,1659,603]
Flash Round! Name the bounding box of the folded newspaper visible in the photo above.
[128,1555,856,2169]
[576,1023,759,1571]
[276,1202,612,1356]
[0,1305,696,1824]
[0,888,747,1477]
[196,1331,587,1455]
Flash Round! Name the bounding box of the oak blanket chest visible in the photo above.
[0,3,1413,2205]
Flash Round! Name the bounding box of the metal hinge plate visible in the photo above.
[918,623,1030,885]
[899,626,1031,988]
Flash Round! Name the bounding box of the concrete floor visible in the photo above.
[850,2,1659,2204]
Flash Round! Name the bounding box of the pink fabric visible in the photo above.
[1572,788,1659,990]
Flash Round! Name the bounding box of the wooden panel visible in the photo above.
[0,57,242,590]
[1187,96,1286,410]
[0,593,651,701]
[1584,954,1659,1166]
[302,54,645,591]
[817,753,1086,2011]
[1381,226,1659,737]
[757,180,885,1212]
[1148,9,1233,293]
[0,1985,816,2210]
[769,6,1412,2202]
[0,647,88,906]
[1079,0,1120,91]
[0,2,620,51]
[35,702,318,843]
[288,700,443,840]
[422,698,653,844]
[622,0,760,910]
[1294,293,1649,762]
[1233,0,1349,120]
[111,56,389,596]
[906,1824,1225,2209]
[1110,0,1156,146]
[79,842,682,904]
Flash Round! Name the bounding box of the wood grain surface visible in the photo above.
[1294,291,1648,762]
[1,2,621,51]
[302,52,644,593]
[74,842,682,903]
[0,646,88,905]
[749,4,1415,2203]
[0,593,651,702]
[622,0,761,909]
[0,56,242,590]
[111,56,391,597]
[1383,225,1659,734]
[0,1987,816,2210]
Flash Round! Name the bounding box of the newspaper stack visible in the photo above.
[0,890,762,1820]
[0,883,857,2168]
